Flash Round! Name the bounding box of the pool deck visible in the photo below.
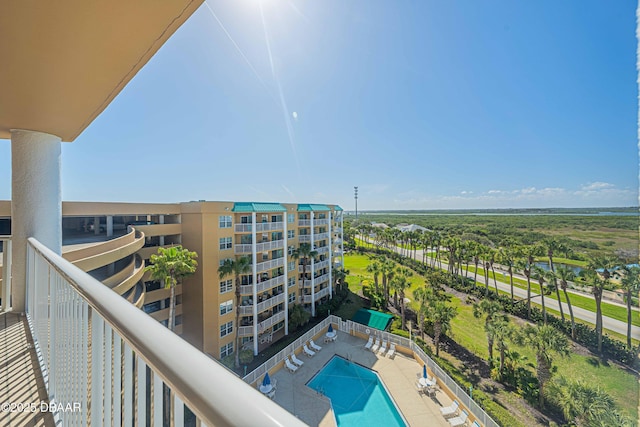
[269,331,453,427]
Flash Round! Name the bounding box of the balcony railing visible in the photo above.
[253,257,285,274]
[239,275,285,295]
[256,222,283,232]
[314,219,329,226]
[297,219,311,226]
[238,292,285,315]
[257,311,285,332]
[298,235,311,243]
[234,239,285,254]
[315,246,330,255]
[314,232,329,241]
[302,287,330,303]
[298,259,329,273]
[25,237,304,427]
[235,223,253,233]
[314,273,330,284]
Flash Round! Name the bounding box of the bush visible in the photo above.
[239,349,254,364]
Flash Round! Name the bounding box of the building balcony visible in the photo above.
[298,235,311,243]
[234,239,285,254]
[234,221,283,233]
[314,273,330,284]
[315,246,330,255]
[238,292,285,315]
[257,310,286,332]
[314,219,329,226]
[314,232,330,241]
[13,237,302,427]
[239,274,285,295]
[254,256,285,274]
[302,286,330,303]
[298,219,311,226]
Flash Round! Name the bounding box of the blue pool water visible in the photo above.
[307,356,407,427]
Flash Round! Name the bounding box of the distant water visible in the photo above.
[361,211,638,217]
[534,262,583,274]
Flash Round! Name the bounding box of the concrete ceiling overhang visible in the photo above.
[0,0,203,142]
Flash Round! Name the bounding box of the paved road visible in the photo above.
[361,240,640,340]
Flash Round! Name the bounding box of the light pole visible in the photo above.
[354,186,358,220]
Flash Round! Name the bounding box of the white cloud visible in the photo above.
[292,111,298,121]
[579,181,615,191]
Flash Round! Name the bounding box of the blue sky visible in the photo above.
[1,0,638,210]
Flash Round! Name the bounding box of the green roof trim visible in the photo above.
[351,309,394,331]
[232,202,287,213]
[297,204,330,212]
[334,206,343,211]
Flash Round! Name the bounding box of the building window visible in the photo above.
[220,300,233,315]
[288,277,296,288]
[240,215,250,224]
[288,245,295,256]
[288,213,295,223]
[219,258,232,267]
[219,237,232,250]
[220,279,233,294]
[287,230,294,238]
[288,292,296,303]
[219,215,232,228]
[220,342,233,358]
[288,261,295,272]
[220,321,233,337]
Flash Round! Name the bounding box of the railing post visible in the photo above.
[91,312,104,426]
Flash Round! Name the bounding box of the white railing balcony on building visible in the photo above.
[25,237,304,427]
[315,246,330,255]
[256,292,285,314]
[314,273,330,285]
[333,226,342,233]
[239,275,285,295]
[298,235,311,243]
[254,257,285,274]
[234,239,285,254]
[314,219,329,226]
[238,325,254,337]
[235,223,253,233]
[333,250,343,256]
[256,222,283,232]
[314,259,330,271]
[303,287,329,303]
[314,232,330,241]
[298,219,311,226]
[302,279,312,288]
[257,311,285,332]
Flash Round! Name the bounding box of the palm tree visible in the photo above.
[620,265,639,349]
[333,267,349,293]
[518,245,542,319]
[586,256,616,354]
[556,266,577,340]
[489,318,513,379]
[390,273,410,330]
[146,245,198,332]
[413,285,430,340]
[292,243,318,313]
[380,259,395,308]
[366,261,382,293]
[425,300,457,357]
[513,324,569,408]
[498,246,517,302]
[473,299,505,364]
[531,266,548,323]
[217,256,251,368]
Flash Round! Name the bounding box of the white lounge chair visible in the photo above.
[448,410,468,427]
[285,358,299,373]
[364,336,373,350]
[371,339,381,353]
[303,344,315,357]
[387,343,396,358]
[440,400,459,418]
[309,340,322,351]
[291,353,304,367]
[378,341,387,355]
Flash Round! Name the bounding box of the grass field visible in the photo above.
[343,253,640,422]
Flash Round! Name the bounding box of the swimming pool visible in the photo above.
[307,356,407,427]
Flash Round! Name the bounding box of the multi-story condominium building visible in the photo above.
[0,200,344,360]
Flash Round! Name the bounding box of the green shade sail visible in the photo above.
[351,309,394,331]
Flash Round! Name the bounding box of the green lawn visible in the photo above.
[344,253,640,422]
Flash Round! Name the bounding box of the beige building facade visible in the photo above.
[0,199,344,360]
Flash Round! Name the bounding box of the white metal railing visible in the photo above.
[298,235,311,243]
[256,222,283,232]
[235,244,252,254]
[314,232,329,241]
[238,325,253,337]
[257,311,285,332]
[235,223,253,233]
[25,237,305,427]
[254,257,285,274]
[298,220,311,226]
[1,236,11,312]
[239,275,285,295]
[239,292,285,315]
[314,273,330,284]
[257,239,284,252]
[315,246,330,254]
[314,219,329,226]
[298,259,329,273]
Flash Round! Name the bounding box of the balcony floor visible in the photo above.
[0,312,54,427]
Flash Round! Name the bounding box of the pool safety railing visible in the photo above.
[25,237,306,427]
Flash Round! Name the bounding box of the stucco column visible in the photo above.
[94,216,100,234]
[11,129,62,312]
[106,215,113,237]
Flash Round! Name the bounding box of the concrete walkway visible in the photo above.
[0,312,54,426]
[270,331,452,427]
